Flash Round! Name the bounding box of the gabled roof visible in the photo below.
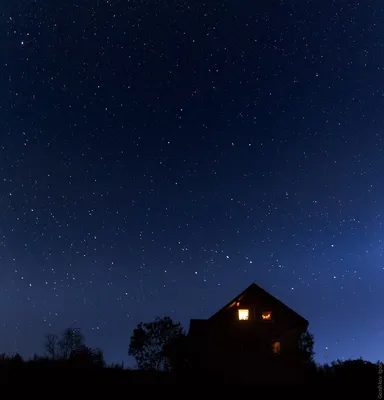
[208,282,309,328]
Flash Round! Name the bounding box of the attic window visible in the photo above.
[272,341,281,354]
[262,311,272,320]
[238,309,249,320]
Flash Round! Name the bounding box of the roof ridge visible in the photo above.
[208,281,308,325]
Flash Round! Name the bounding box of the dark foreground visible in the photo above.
[0,359,380,397]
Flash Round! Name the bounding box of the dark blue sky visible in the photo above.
[0,0,383,365]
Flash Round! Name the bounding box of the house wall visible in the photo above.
[188,289,307,373]
[208,290,305,349]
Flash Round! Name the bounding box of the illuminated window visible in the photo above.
[272,341,281,354]
[261,311,272,320]
[238,309,249,320]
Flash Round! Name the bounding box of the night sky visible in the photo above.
[1,0,383,365]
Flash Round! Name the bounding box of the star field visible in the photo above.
[0,0,383,364]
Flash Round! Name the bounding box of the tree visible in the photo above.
[298,330,315,364]
[128,316,186,371]
[58,328,85,359]
[45,333,59,359]
[44,327,85,360]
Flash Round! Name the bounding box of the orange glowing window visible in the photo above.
[272,341,281,354]
[262,311,272,320]
[238,309,249,320]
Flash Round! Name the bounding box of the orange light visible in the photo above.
[272,341,280,354]
[262,311,272,320]
[238,309,249,320]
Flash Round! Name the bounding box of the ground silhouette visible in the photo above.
[0,319,380,394]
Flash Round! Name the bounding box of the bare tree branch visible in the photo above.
[44,333,59,359]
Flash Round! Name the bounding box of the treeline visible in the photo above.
[0,316,380,392]
[1,327,115,369]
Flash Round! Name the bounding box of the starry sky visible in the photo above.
[1,0,383,365]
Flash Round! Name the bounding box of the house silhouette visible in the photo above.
[188,282,309,383]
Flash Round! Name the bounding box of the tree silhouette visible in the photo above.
[298,330,315,365]
[317,358,377,393]
[45,333,59,359]
[128,316,186,371]
[44,327,85,360]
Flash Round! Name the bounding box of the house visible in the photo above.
[188,282,309,383]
